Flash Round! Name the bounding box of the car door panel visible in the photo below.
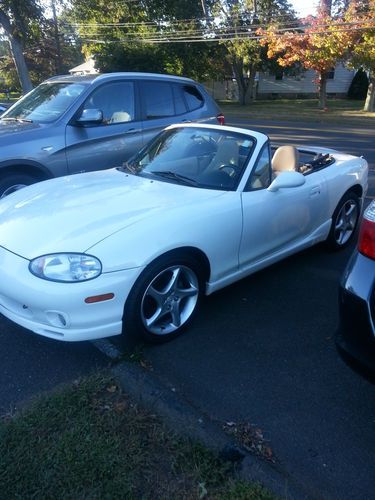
[239,174,327,268]
[65,81,142,174]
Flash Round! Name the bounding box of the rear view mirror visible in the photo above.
[267,171,306,192]
[76,108,103,125]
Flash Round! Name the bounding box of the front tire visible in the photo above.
[123,253,204,343]
[326,191,360,250]
[0,174,38,199]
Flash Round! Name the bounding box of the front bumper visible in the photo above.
[336,251,375,373]
[0,245,142,341]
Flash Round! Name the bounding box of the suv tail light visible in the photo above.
[217,113,225,125]
[358,202,375,260]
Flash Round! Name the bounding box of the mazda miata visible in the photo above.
[0,124,368,343]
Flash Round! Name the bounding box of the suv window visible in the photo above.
[141,82,175,119]
[2,82,88,123]
[173,85,188,115]
[82,81,135,124]
[183,85,204,111]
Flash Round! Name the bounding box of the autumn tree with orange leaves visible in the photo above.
[259,6,359,109]
[346,0,375,111]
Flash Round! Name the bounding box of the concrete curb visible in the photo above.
[112,360,317,500]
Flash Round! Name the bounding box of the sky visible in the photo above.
[290,0,318,17]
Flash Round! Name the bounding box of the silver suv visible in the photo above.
[0,72,224,197]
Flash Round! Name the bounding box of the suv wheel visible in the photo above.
[0,174,38,199]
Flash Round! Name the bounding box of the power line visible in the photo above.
[64,12,309,29]
[76,24,375,45]
[62,18,374,37]
[65,19,375,39]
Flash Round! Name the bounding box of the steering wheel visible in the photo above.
[192,134,217,148]
[218,164,239,178]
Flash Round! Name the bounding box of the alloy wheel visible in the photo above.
[140,265,199,336]
[334,199,359,246]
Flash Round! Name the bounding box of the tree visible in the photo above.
[65,0,223,80]
[0,8,83,91]
[347,68,369,99]
[260,6,358,109]
[210,0,296,105]
[346,0,375,111]
[0,0,44,93]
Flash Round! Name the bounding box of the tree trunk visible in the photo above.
[51,0,63,74]
[248,66,257,101]
[364,71,374,112]
[320,0,332,15]
[232,59,250,105]
[318,71,328,109]
[237,77,247,105]
[0,9,33,94]
[9,36,33,94]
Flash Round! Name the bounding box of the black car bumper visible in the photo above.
[336,252,375,374]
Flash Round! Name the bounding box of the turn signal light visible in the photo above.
[85,293,114,304]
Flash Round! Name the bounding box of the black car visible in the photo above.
[336,200,375,375]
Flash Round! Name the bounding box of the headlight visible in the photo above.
[29,253,102,283]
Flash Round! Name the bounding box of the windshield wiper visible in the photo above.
[1,117,33,123]
[118,161,140,175]
[150,170,198,186]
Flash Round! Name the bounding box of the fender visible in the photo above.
[0,159,54,180]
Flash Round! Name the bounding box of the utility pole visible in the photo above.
[51,0,62,74]
[200,0,208,18]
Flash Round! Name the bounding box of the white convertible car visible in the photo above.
[0,124,368,343]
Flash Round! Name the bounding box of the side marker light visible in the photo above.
[85,293,114,304]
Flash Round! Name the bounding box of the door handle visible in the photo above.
[124,128,141,134]
[310,186,321,197]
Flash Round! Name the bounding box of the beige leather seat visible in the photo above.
[271,145,299,176]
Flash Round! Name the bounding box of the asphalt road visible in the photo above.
[0,318,108,414]
[0,117,374,498]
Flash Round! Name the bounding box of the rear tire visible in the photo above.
[0,174,38,198]
[326,191,360,250]
[123,252,204,344]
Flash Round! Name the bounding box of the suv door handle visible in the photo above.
[124,128,142,134]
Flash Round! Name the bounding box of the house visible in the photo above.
[257,64,355,99]
[204,64,355,101]
[69,58,99,76]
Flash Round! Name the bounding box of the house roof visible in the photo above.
[69,59,98,75]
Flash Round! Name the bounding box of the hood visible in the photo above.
[0,119,42,137]
[0,168,223,259]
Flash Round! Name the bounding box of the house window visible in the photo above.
[327,68,335,79]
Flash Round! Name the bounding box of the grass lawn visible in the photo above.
[219,99,375,125]
[0,372,273,500]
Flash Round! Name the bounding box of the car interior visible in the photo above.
[271,145,335,176]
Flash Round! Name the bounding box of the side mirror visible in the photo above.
[267,171,306,192]
[76,108,103,125]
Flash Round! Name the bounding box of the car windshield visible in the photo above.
[1,81,88,123]
[125,127,255,191]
